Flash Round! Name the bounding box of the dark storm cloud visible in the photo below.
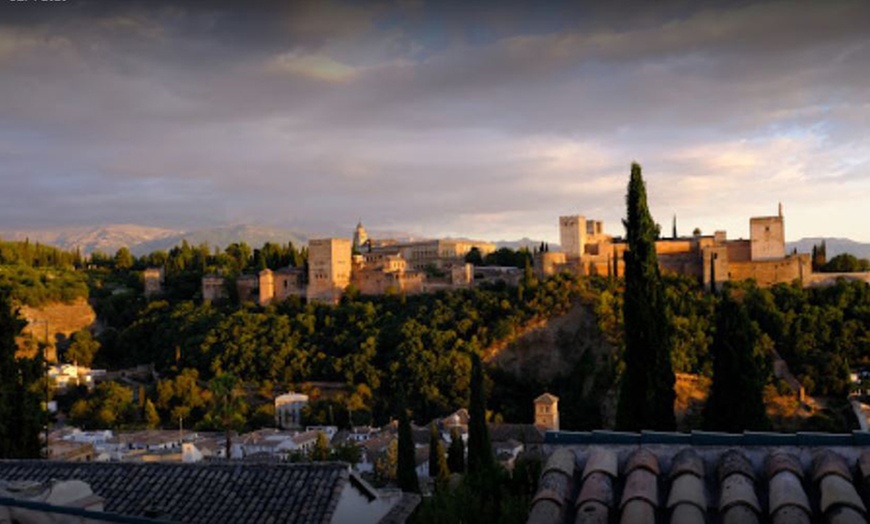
[1,0,869,240]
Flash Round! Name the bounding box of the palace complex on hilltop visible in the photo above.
[146,206,868,305]
[196,223,499,304]
[536,204,869,289]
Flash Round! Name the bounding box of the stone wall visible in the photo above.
[806,272,870,288]
[727,254,811,287]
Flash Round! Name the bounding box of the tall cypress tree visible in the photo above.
[397,404,420,493]
[616,163,677,431]
[703,290,769,432]
[0,287,43,458]
[467,353,494,473]
[428,422,449,486]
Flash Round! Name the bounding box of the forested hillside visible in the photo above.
[0,240,88,307]
[4,235,870,433]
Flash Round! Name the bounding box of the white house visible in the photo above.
[275,392,309,429]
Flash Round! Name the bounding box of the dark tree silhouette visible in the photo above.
[703,289,769,432]
[616,163,677,431]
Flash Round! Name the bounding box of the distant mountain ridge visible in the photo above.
[496,238,560,251]
[786,238,870,260]
[0,224,308,256]
[12,224,863,262]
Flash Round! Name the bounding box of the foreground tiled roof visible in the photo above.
[528,432,870,524]
[0,461,348,524]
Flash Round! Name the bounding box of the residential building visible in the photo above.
[275,392,309,430]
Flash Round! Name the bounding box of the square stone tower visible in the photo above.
[559,216,586,261]
[143,267,164,297]
[534,393,560,431]
[307,238,352,303]
[750,206,785,261]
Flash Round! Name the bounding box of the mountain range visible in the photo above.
[0,224,308,256]
[785,238,870,260]
[2,223,869,261]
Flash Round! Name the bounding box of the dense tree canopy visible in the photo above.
[703,288,769,432]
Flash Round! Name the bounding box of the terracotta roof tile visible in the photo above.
[669,448,704,480]
[576,471,613,508]
[819,474,866,514]
[813,450,853,483]
[528,434,870,524]
[667,473,706,511]
[718,449,755,483]
[771,505,811,524]
[618,499,655,524]
[624,448,659,476]
[619,468,658,510]
[719,472,761,514]
[527,449,575,524]
[721,503,760,524]
[581,449,617,481]
[573,500,608,524]
[768,470,810,515]
[827,506,867,524]
[670,503,706,524]
[767,451,804,480]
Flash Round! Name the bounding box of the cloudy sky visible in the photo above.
[1,0,869,243]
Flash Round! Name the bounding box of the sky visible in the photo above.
[1,0,869,243]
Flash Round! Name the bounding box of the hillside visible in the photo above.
[485,301,619,428]
[486,303,608,383]
[16,297,97,362]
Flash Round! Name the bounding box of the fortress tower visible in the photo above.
[750,204,786,261]
[559,215,587,261]
[307,238,352,303]
[534,393,560,431]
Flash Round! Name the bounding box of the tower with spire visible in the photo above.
[353,220,368,253]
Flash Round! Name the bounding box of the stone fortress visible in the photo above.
[181,206,868,305]
[536,204,869,289]
[199,222,498,304]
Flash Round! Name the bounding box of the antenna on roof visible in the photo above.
[778,202,783,217]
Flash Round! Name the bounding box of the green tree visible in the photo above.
[375,440,398,483]
[144,398,160,429]
[310,432,330,462]
[397,405,420,493]
[67,329,100,367]
[465,247,483,266]
[156,368,206,425]
[703,290,769,432]
[69,382,135,429]
[616,163,677,431]
[823,253,870,273]
[207,373,245,460]
[331,441,362,466]
[428,422,449,486]
[114,247,134,271]
[447,427,465,474]
[0,287,43,458]
[467,353,494,473]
